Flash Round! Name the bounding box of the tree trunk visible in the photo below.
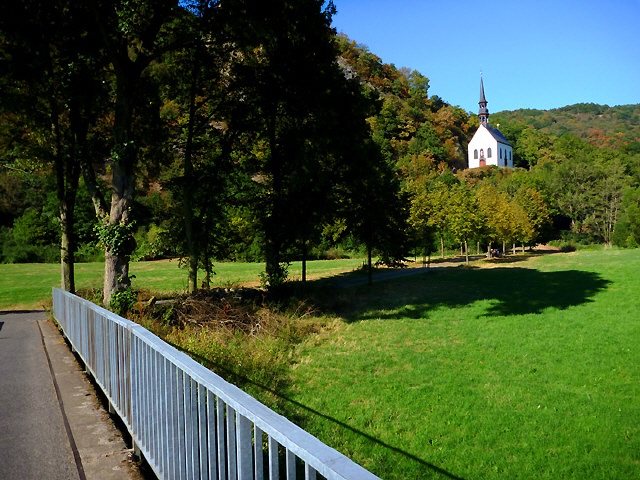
[301,237,307,283]
[203,238,212,289]
[59,202,76,293]
[183,48,201,294]
[53,119,78,293]
[102,69,139,305]
[52,96,82,294]
[367,242,373,286]
[464,240,469,265]
[440,235,444,259]
[89,2,174,305]
[103,173,135,305]
[264,102,285,287]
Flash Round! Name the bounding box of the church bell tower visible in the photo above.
[467,74,513,169]
[478,74,489,126]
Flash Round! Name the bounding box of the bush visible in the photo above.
[12,208,58,246]
[75,243,104,263]
[108,288,138,317]
[549,239,577,253]
[559,243,577,253]
[132,223,173,261]
[2,241,59,263]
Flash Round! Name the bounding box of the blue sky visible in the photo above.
[330,0,640,113]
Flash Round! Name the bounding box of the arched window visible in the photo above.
[509,150,512,162]
[480,149,484,158]
[500,148,502,159]
[487,148,492,158]
[474,149,478,159]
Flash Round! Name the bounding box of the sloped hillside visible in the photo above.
[491,103,640,152]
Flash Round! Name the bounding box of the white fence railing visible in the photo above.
[52,288,380,480]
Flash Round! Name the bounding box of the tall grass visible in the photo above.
[285,249,640,479]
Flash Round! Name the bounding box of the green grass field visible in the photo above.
[284,249,640,479]
[0,257,365,310]
[3,250,638,479]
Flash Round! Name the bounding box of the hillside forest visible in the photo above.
[2,0,640,306]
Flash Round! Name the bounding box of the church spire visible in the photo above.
[478,73,489,126]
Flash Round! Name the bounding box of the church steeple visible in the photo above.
[478,74,489,126]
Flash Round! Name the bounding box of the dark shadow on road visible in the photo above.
[301,265,610,322]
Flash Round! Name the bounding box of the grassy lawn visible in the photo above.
[285,249,640,479]
[0,257,365,310]
[4,249,638,479]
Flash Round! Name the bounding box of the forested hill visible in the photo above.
[491,103,640,153]
[334,34,472,172]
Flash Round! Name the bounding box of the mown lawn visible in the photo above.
[4,249,638,479]
[0,257,365,310]
[285,249,640,479]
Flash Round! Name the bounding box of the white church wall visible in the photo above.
[468,125,498,168]
[468,125,514,169]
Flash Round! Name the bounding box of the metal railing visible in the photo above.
[52,288,380,480]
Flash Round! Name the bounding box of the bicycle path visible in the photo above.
[0,311,144,480]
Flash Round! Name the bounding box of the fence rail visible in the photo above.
[52,288,380,480]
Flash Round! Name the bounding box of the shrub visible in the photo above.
[559,243,577,253]
[108,288,138,316]
[75,243,104,263]
[2,241,58,263]
[132,223,173,261]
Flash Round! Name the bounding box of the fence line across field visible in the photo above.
[52,288,380,480]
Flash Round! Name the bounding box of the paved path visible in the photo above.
[0,311,144,480]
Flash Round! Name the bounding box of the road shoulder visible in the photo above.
[39,318,146,480]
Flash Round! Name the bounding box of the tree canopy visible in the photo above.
[1,2,639,303]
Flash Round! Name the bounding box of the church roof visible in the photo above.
[485,125,512,146]
[479,76,487,105]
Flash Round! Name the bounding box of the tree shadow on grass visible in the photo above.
[308,266,611,322]
[169,341,466,480]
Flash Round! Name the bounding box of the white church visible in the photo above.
[467,76,513,169]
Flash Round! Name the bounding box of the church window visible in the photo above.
[480,149,484,158]
[474,149,478,159]
[509,150,512,162]
[487,148,492,158]
[500,148,502,159]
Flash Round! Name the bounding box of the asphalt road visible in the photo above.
[0,311,144,480]
[0,311,80,479]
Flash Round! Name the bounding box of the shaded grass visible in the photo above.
[285,249,640,479]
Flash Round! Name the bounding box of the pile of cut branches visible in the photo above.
[157,288,274,336]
